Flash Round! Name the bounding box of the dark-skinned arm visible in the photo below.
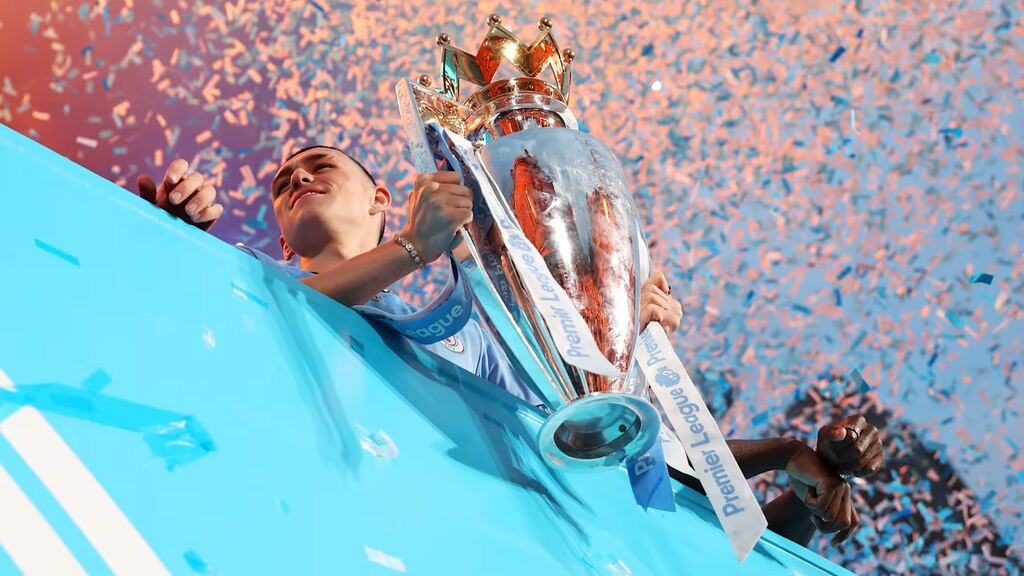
[726,438,803,478]
[763,488,817,545]
[667,437,825,546]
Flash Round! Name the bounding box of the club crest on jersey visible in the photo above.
[441,335,465,354]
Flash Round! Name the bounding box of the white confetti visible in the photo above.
[363,546,406,573]
[201,327,216,349]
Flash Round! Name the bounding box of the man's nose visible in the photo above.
[290,168,313,188]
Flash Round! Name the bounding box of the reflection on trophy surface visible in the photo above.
[510,151,637,395]
[396,14,661,469]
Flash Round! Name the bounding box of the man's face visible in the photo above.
[270,147,379,255]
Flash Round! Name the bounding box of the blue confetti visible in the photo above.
[850,368,871,393]
[946,311,964,329]
[183,550,209,574]
[34,238,81,267]
[752,411,769,427]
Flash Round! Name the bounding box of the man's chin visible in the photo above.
[283,209,330,239]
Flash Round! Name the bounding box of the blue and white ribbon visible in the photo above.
[354,253,473,345]
[625,439,676,512]
[634,323,767,563]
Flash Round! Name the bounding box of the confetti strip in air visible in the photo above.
[1,3,1021,573]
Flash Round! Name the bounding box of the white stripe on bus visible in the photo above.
[0,462,87,575]
[1,407,169,575]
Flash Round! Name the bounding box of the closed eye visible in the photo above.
[274,181,286,198]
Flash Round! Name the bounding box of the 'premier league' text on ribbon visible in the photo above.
[635,323,767,562]
[441,127,620,377]
[639,328,746,517]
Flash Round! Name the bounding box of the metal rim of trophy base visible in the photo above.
[538,392,661,470]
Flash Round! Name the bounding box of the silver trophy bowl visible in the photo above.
[475,128,660,469]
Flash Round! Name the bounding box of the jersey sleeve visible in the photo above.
[476,328,546,409]
[234,243,312,280]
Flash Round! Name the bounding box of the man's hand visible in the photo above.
[816,415,885,478]
[639,271,683,333]
[786,444,860,546]
[401,171,473,264]
[136,159,223,231]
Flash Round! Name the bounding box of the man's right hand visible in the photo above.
[136,159,223,231]
[785,444,860,546]
[401,171,473,264]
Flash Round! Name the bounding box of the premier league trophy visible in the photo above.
[395,15,662,472]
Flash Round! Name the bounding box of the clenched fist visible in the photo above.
[400,171,473,264]
[817,414,885,478]
[786,444,860,546]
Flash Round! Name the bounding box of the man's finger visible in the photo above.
[193,203,223,231]
[185,185,217,218]
[813,491,852,535]
[838,415,868,434]
[856,444,885,476]
[852,426,879,454]
[646,289,678,313]
[801,486,829,517]
[650,309,664,326]
[162,159,189,191]
[136,175,158,204]
[823,425,848,442]
[449,206,473,227]
[815,516,842,534]
[430,171,463,184]
[648,271,670,293]
[438,183,472,199]
[823,483,847,524]
[449,197,473,212]
[837,491,853,530]
[643,301,678,332]
[832,507,860,546]
[169,172,204,205]
[834,427,880,463]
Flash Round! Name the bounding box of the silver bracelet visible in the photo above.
[393,233,424,269]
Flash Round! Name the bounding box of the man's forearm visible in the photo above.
[726,438,803,478]
[764,488,817,546]
[668,438,803,492]
[300,240,420,306]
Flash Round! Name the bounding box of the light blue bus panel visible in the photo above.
[0,123,853,575]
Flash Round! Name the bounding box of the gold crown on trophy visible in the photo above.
[407,15,578,141]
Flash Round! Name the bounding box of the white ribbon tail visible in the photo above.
[636,323,767,563]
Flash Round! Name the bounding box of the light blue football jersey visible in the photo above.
[236,244,543,408]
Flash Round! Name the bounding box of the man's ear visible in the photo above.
[279,235,295,261]
[369,185,392,216]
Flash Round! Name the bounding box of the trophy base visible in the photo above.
[538,393,661,469]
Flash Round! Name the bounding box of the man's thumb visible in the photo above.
[824,425,847,442]
[137,174,157,204]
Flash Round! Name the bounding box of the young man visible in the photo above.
[137,146,884,546]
